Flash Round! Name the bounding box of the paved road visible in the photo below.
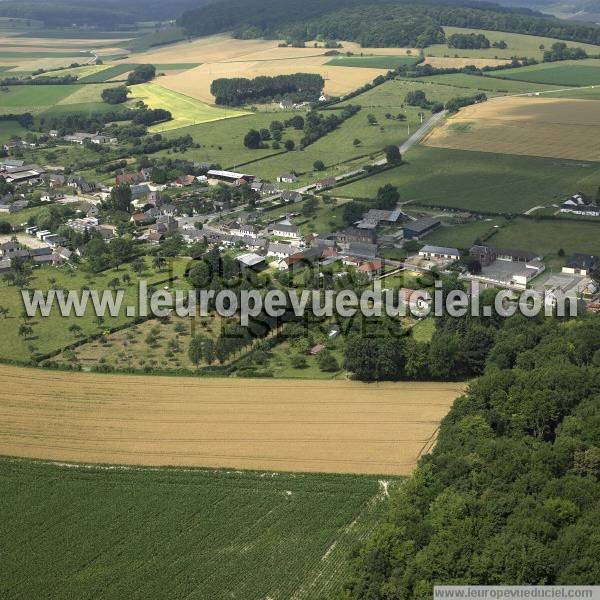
[400,110,448,155]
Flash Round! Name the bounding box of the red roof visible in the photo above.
[310,344,324,355]
[116,172,141,185]
[358,260,383,273]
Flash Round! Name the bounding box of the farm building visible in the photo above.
[562,254,598,276]
[419,245,460,260]
[269,221,300,240]
[402,218,441,240]
[207,170,254,185]
[277,174,298,184]
[236,253,266,271]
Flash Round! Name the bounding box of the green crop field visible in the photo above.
[0,50,92,59]
[336,147,600,214]
[0,459,394,600]
[15,30,139,40]
[421,72,568,94]
[326,55,419,69]
[77,64,137,83]
[494,60,600,86]
[0,84,81,113]
[123,27,187,53]
[428,27,600,60]
[128,82,248,131]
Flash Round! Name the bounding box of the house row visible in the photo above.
[64,132,117,145]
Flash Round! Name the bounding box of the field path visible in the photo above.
[0,365,463,475]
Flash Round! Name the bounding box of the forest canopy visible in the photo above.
[179,0,600,47]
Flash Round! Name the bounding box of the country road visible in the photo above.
[399,109,448,155]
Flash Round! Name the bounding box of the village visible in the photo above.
[1,153,600,317]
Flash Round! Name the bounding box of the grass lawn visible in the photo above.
[0,206,47,227]
[485,216,600,259]
[336,147,600,215]
[327,55,419,69]
[411,317,435,342]
[493,60,600,86]
[0,458,394,600]
[0,84,80,113]
[128,82,249,132]
[422,72,568,94]
[265,340,346,379]
[428,27,600,61]
[423,217,508,250]
[32,64,106,80]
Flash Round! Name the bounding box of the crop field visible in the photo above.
[326,55,419,69]
[0,458,396,600]
[493,60,600,86]
[422,72,569,94]
[0,84,82,113]
[336,146,600,214]
[424,96,600,162]
[428,27,600,61]
[422,56,510,69]
[127,82,248,131]
[0,364,463,475]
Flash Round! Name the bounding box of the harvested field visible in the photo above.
[422,56,510,69]
[0,364,464,475]
[423,96,600,162]
[157,57,385,103]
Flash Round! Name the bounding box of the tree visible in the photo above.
[0,305,8,318]
[153,254,165,272]
[384,145,401,164]
[108,238,133,270]
[284,139,295,151]
[318,350,339,372]
[313,160,325,171]
[375,184,400,210]
[367,114,377,126]
[302,197,318,217]
[101,86,129,104]
[18,323,33,339]
[127,64,156,85]
[353,138,362,146]
[243,129,262,149]
[108,184,132,213]
[0,221,11,234]
[188,336,204,368]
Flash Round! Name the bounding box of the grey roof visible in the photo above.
[237,252,265,267]
[420,245,460,256]
[565,253,598,270]
[403,218,440,233]
[345,242,378,259]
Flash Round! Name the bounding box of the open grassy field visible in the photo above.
[127,82,248,131]
[424,96,600,162]
[484,216,600,258]
[326,55,419,69]
[422,72,570,94]
[0,364,463,475]
[160,111,305,168]
[0,458,395,600]
[492,59,600,86]
[336,146,600,214]
[423,217,508,249]
[428,26,600,61]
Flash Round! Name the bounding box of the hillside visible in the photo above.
[179,0,600,46]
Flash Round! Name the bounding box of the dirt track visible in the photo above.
[0,365,464,475]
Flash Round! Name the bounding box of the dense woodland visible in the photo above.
[210,74,324,105]
[344,312,600,596]
[180,0,600,47]
[0,0,206,27]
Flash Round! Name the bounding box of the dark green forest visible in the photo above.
[179,0,600,47]
[343,312,600,597]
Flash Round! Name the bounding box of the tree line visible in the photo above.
[210,73,324,106]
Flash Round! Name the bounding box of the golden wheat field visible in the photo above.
[130,33,397,101]
[0,365,464,475]
[422,56,511,69]
[423,96,600,161]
